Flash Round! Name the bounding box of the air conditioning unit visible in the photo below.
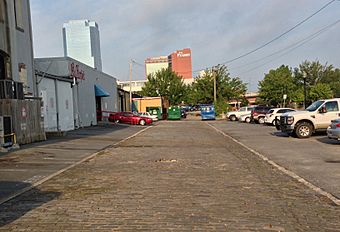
[0,116,13,147]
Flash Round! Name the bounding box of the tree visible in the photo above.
[258,65,296,106]
[309,83,333,101]
[141,68,187,106]
[295,60,340,99]
[190,64,247,114]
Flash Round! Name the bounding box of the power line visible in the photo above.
[230,18,340,72]
[220,0,337,65]
[192,0,337,73]
[237,18,340,75]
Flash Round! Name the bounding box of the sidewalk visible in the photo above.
[0,123,146,204]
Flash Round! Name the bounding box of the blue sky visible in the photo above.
[30,0,340,91]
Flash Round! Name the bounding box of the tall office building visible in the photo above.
[169,48,192,80]
[63,20,102,71]
[145,56,169,77]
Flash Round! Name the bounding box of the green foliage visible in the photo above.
[295,60,340,98]
[258,65,297,106]
[309,83,333,101]
[214,100,229,115]
[141,68,187,105]
[190,64,247,112]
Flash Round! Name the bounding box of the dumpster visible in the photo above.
[167,106,181,120]
[200,104,216,120]
[146,107,162,120]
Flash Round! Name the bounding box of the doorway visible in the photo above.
[96,96,102,121]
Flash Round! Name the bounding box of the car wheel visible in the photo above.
[272,119,279,126]
[295,122,312,138]
[115,119,119,123]
[258,117,265,124]
[275,123,281,131]
[245,117,251,123]
[139,119,146,126]
[229,115,237,121]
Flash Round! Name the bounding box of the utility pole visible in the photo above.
[213,67,217,105]
[129,60,133,111]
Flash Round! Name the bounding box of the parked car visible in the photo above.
[327,118,340,141]
[227,106,255,121]
[138,112,158,121]
[109,112,153,125]
[239,113,251,123]
[280,98,340,138]
[250,105,272,124]
[181,109,187,118]
[264,108,296,126]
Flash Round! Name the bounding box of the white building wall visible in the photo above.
[39,78,58,132]
[57,81,74,131]
[35,57,118,128]
[38,77,74,132]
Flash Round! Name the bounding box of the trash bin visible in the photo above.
[146,107,162,120]
[167,106,181,120]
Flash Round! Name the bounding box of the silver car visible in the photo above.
[238,113,251,123]
[327,118,340,140]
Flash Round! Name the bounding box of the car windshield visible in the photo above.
[267,109,274,114]
[306,100,324,112]
[239,107,246,112]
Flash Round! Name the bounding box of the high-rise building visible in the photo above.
[168,48,192,80]
[144,48,193,84]
[63,20,102,71]
[145,56,169,77]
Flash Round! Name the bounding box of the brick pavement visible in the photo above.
[0,121,340,231]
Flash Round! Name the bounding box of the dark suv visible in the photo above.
[250,105,272,124]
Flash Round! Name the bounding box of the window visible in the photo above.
[325,101,339,112]
[14,0,24,31]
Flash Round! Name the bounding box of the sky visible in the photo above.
[30,0,340,91]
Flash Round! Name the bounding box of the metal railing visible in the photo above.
[0,133,16,147]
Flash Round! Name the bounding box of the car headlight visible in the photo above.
[287,116,294,125]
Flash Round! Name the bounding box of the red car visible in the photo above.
[109,112,153,126]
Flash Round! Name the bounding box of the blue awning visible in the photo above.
[94,84,110,97]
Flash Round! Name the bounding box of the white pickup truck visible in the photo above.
[227,106,255,121]
[279,98,340,138]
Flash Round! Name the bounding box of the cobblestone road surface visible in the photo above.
[1,121,340,231]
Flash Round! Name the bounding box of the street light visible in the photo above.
[303,71,307,109]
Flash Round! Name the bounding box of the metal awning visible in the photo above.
[94,84,110,97]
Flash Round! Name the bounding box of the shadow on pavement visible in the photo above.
[0,181,60,227]
[316,136,340,145]
[271,131,290,137]
[0,122,147,157]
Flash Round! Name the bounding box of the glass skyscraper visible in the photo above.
[63,20,102,71]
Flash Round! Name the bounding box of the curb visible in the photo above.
[207,123,340,206]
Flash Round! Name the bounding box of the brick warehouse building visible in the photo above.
[168,48,192,81]
[145,48,193,84]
